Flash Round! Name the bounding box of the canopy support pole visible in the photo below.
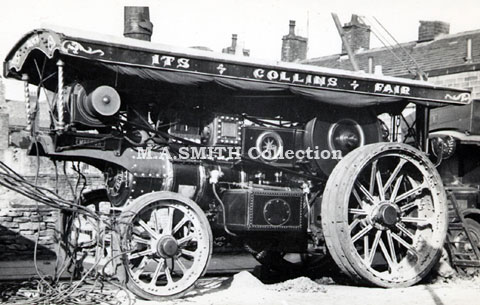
[57,60,65,131]
[22,74,31,132]
[415,105,430,153]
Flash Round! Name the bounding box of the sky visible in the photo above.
[1,0,480,99]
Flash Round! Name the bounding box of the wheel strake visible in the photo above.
[321,143,448,287]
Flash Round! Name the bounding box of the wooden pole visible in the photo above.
[331,13,360,71]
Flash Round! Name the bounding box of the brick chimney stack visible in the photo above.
[222,34,250,56]
[341,15,370,55]
[418,21,450,42]
[281,20,308,62]
[124,6,153,41]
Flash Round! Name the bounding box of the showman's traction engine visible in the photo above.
[2,27,472,300]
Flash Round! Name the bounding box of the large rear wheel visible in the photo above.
[321,143,448,287]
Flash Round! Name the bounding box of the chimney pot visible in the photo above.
[289,20,296,35]
[232,34,238,49]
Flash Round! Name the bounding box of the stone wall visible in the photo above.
[0,147,104,260]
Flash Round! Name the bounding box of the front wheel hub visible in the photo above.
[157,236,179,258]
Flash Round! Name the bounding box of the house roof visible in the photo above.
[304,29,480,78]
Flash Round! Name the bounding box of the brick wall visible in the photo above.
[429,71,480,99]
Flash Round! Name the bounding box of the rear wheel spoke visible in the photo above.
[356,182,375,203]
[348,208,368,215]
[368,230,382,265]
[379,239,395,271]
[386,230,397,264]
[364,235,369,261]
[393,183,426,204]
[390,175,403,202]
[352,224,373,243]
[349,218,361,232]
[391,232,418,257]
[401,217,430,225]
[395,223,414,240]
[383,159,407,191]
[376,170,385,201]
[369,160,378,194]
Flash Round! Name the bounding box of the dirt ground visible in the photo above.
[126,271,480,305]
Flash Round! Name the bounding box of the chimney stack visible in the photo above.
[281,20,308,62]
[124,6,153,41]
[418,21,449,42]
[222,34,250,56]
[341,15,370,54]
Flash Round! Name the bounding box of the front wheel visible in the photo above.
[117,192,212,300]
[321,143,448,287]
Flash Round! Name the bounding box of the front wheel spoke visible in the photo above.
[138,220,160,239]
[129,249,153,260]
[150,259,165,285]
[133,235,150,245]
[391,232,418,257]
[133,256,150,279]
[175,258,188,274]
[177,233,195,245]
[165,267,173,285]
[368,230,382,265]
[386,230,398,264]
[164,207,174,235]
[172,216,189,235]
[383,158,408,191]
[181,249,196,258]
[356,182,375,203]
[351,224,373,243]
